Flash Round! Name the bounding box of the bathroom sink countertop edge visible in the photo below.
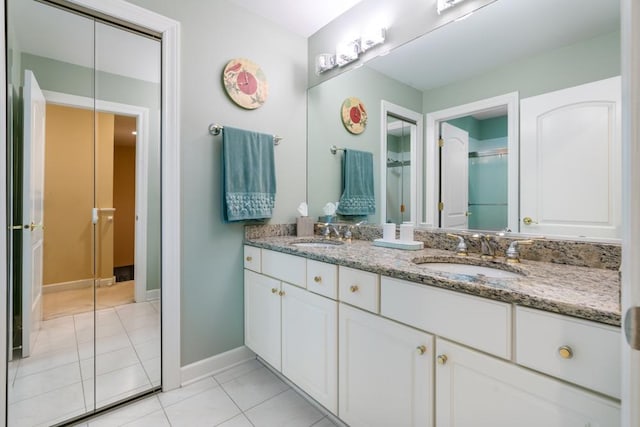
[245,236,621,326]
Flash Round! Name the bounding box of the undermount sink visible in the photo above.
[291,240,344,248]
[412,258,524,279]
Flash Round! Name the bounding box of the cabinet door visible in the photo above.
[339,303,433,427]
[435,338,620,427]
[281,283,338,413]
[244,270,281,370]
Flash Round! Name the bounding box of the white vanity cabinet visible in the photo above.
[339,303,433,427]
[243,247,338,413]
[244,245,620,426]
[244,269,281,370]
[435,338,620,427]
[281,282,337,413]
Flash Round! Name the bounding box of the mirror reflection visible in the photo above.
[385,116,413,224]
[307,0,621,240]
[7,1,161,425]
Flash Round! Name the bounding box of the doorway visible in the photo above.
[424,92,519,231]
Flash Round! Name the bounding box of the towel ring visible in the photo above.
[209,123,282,145]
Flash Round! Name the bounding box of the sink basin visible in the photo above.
[291,241,344,248]
[421,263,523,278]
[412,257,524,279]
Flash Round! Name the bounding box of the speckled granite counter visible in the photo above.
[244,236,621,327]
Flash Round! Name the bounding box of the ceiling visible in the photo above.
[225,0,364,37]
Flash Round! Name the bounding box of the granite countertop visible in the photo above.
[245,236,621,327]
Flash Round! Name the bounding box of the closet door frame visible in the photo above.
[0,0,181,422]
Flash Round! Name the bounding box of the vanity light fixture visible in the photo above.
[316,26,388,73]
[315,53,337,74]
[336,39,362,67]
[361,27,386,52]
[437,0,466,14]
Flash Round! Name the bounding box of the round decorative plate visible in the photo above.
[222,58,268,109]
[341,97,367,134]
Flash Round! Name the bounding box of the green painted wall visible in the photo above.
[125,0,309,366]
[423,30,620,114]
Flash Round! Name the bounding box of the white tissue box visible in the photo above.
[297,217,315,237]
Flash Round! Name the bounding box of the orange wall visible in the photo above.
[113,145,135,267]
[43,104,115,285]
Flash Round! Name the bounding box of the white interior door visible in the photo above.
[21,70,45,357]
[520,76,621,239]
[441,122,469,229]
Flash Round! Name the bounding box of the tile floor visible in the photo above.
[72,359,341,427]
[8,300,160,427]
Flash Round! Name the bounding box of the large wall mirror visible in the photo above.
[307,0,621,240]
[7,1,162,424]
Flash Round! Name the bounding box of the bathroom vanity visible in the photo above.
[243,233,620,427]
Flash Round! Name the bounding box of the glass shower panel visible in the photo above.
[468,154,508,230]
[93,22,162,409]
[6,0,97,424]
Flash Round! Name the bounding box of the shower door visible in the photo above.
[6,1,162,425]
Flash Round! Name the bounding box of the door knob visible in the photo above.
[350,285,359,293]
[436,354,448,365]
[522,217,538,226]
[29,222,45,231]
[246,256,253,262]
[271,288,278,294]
[314,276,322,283]
[416,345,427,355]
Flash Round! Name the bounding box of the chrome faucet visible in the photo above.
[344,220,366,243]
[446,233,468,256]
[322,223,342,240]
[472,233,498,259]
[505,239,534,263]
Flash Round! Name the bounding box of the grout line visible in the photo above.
[213,377,256,427]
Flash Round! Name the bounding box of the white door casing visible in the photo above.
[440,122,469,229]
[21,70,45,358]
[621,1,640,425]
[520,76,621,240]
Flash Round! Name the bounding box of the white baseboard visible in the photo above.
[146,289,160,301]
[180,346,256,386]
[43,276,116,293]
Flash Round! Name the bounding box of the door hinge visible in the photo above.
[438,202,444,211]
[438,138,444,148]
[625,307,640,350]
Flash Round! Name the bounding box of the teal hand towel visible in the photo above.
[223,126,276,221]
[336,149,375,216]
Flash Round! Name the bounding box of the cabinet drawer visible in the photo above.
[515,306,620,399]
[262,250,306,288]
[339,266,380,313]
[381,277,512,359]
[307,260,338,300]
[243,245,261,272]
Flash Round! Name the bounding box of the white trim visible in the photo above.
[621,1,640,425]
[49,0,182,391]
[423,92,519,231]
[380,101,422,226]
[146,288,160,301]
[42,90,150,305]
[0,2,8,422]
[180,346,256,386]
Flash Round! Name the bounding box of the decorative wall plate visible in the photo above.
[341,97,367,134]
[223,58,268,109]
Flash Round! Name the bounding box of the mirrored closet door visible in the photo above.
[7,1,162,425]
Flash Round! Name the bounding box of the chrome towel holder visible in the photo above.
[330,145,345,155]
[209,123,282,145]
